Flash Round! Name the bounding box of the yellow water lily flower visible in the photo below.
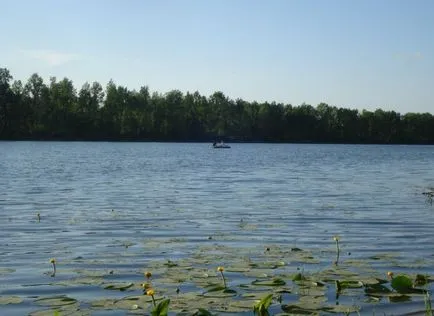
[141,282,151,289]
[217,266,224,272]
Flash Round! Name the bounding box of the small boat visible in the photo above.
[213,141,231,149]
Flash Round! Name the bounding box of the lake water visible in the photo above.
[1,142,433,315]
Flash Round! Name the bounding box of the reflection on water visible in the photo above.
[1,142,434,315]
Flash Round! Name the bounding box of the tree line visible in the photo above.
[1,68,433,144]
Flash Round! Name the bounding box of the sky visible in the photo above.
[1,0,433,114]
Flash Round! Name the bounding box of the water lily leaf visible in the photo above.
[0,268,15,276]
[369,253,400,261]
[364,283,392,294]
[322,304,360,313]
[206,285,226,292]
[391,275,413,293]
[242,292,271,300]
[203,288,237,298]
[151,298,170,316]
[58,276,104,286]
[252,278,286,286]
[157,276,187,286]
[91,296,151,310]
[281,304,320,315]
[292,273,306,281]
[253,293,273,315]
[282,303,359,315]
[337,280,364,289]
[388,294,411,302]
[0,296,23,305]
[103,282,134,291]
[226,264,251,273]
[275,287,292,294]
[243,269,275,279]
[35,296,77,307]
[311,281,325,287]
[223,288,237,294]
[299,295,326,304]
[192,308,217,316]
[249,261,282,269]
[376,278,389,284]
[29,307,90,316]
[73,269,111,277]
[164,260,179,267]
[298,286,327,297]
[414,274,429,286]
[319,267,359,279]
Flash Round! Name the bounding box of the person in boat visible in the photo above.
[213,141,217,147]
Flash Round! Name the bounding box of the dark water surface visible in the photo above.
[1,142,433,315]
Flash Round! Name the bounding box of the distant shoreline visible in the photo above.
[1,138,433,145]
[1,68,433,145]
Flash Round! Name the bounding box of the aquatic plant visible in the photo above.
[193,308,217,316]
[217,266,227,288]
[425,290,433,315]
[146,289,156,307]
[145,271,152,280]
[12,236,434,315]
[333,235,340,264]
[146,288,170,316]
[151,298,170,316]
[253,293,273,316]
[49,258,56,276]
[415,274,430,287]
[387,271,427,294]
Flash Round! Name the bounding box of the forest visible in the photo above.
[1,67,433,144]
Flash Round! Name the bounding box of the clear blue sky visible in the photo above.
[2,0,433,114]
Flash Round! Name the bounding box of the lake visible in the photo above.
[1,142,433,315]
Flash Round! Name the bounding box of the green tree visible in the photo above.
[0,68,14,138]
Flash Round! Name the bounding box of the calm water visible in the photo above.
[1,142,433,315]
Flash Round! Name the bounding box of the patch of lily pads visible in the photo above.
[20,236,434,315]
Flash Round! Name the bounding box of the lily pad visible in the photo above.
[203,288,237,298]
[103,282,134,291]
[0,296,23,305]
[249,262,279,269]
[364,283,392,295]
[337,280,364,289]
[414,274,429,286]
[29,307,90,316]
[252,278,286,286]
[192,308,218,316]
[299,295,326,304]
[35,296,77,307]
[281,304,320,315]
[57,276,104,286]
[292,273,306,282]
[91,295,152,310]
